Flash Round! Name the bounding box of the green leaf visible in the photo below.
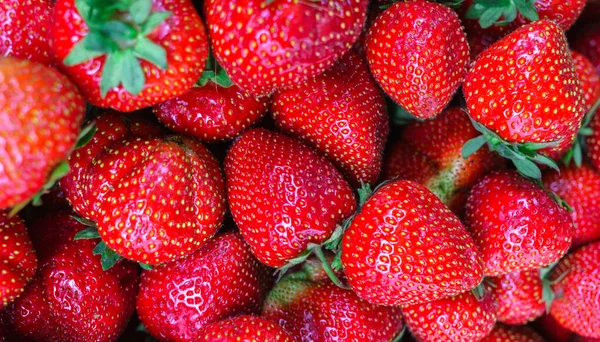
[357,182,373,207]
[130,0,153,24]
[521,140,560,151]
[197,70,216,87]
[214,68,234,88]
[121,50,146,95]
[85,31,117,53]
[392,104,419,126]
[99,20,138,41]
[100,51,124,97]
[462,135,488,158]
[64,37,104,66]
[502,2,517,22]
[390,327,406,342]
[465,4,486,19]
[513,158,542,179]
[133,36,167,69]
[75,0,93,23]
[71,215,98,227]
[579,127,593,136]
[137,323,148,332]
[74,227,101,240]
[139,263,153,270]
[514,0,539,21]
[479,7,505,28]
[531,153,559,172]
[574,143,583,168]
[141,11,171,35]
[93,241,124,271]
[75,122,97,149]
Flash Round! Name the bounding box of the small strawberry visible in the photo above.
[204,0,368,96]
[136,232,272,342]
[0,211,37,308]
[572,22,600,75]
[51,0,208,112]
[197,315,296,342]
[531,313,573,342]
[0,56,85,211]
[481,324,545,342]
[366,1,469,119]
[225,128,356,268]
[341,180,483,307]
[465,171,573,276]
[271,51,389,186]
[486,269,545,325]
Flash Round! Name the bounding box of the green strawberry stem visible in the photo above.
[196,48,234,88]
[466,0,539,29]
[540,261,569,313]
[563,96,600,167]
[310,244,350,289]
[389,327,406,342]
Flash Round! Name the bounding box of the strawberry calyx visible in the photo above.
[563,96,600,167]
[196,52,234,88]
[540,261,569,313]
[63,0,172,97]
[390,327,406,342]
[465,0,539,29]
[391,103,424,126]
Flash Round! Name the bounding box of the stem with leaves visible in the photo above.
[466,0,539,29]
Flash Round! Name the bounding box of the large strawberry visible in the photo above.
[366,1,469,119]
[271,51,388,186]
[204,0,368,96]
[225,128,356,268]
[481,324,545,342]
[462,20,585,179]
[465,171,573,276]
[51,0,208,112]
[197,316,295,342]
[136,232,272,342]
[0,57,85,211]
[341,180,483,307]
[0,211,37,308]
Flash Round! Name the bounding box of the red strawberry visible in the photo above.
[487,269,545,325]
[465,171,573,276]
[0,211,37,308]
[51,0,208,112]
[271,51,388,186]
[571,51,600,111]
[197,315,295,342]
[401,288,497,341]
[366,1,469,119]
[225,128,356,268]
[532,313,573,342]
[154,80,269,142]
[543,163,600,247]
[0,56,85,210]
[587,112,600,170]
[481,324,545,342]
[549,241,600,338]
[572,23,600,75]
[136,232,272,342]
[204,0,368,96]
[341,180,483,307]
[462,20,585,178]
[0,0,53,65]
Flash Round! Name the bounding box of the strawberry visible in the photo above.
[465,171,573,276]
[486,269,545,325]
[51,0,208,112]
[197,315,295,342]
[572,23,600,75]
[543,163,600,247]
[571,51,600,111]
[261,260,404,342]
[549,241,600,338]
[204,0,368,96]
[481,324,545,342]
[341,180,483,307]
[225,128,356,268]
[587,112,600,170]
[0,0,53,65]
[136,232,272,342]
[462,20,585,179]
[271,51,389,186]
[0,56,85,211]
[531,313,573,342]
[0,211,37,308]
[366,1,469,119]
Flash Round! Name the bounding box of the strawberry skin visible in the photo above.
[487,269,545,325]
[136,232,272,342]
[465,171,573,276]
[0,211,37,308]
[154,81,269,142]
[341,180,483,307]
[571,51,600,111]
[588,113,600,171]
[366,1,469,119]
[271,51,389,186]
[204,0,368,96]
[0,56,85,209]
[481,324,545,342]
[197,315,295,342]
[550,242,600,338]
[225,128,356,268]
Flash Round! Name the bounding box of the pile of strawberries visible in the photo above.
[1,0,600,341]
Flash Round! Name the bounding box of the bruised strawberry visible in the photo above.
[486,269,545,325]
[136,232,272,342]
[481,324,545,342]
[197,315,295,342]
[271,52,388,186]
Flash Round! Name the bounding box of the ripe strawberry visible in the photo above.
[225,128,356,268]
[543,163,600,247]
[486,269,545,325]
[465,171,573,276]
[0,57,85,210]
[51,0,208,112]
[481,324,545,342]
[0,0,53,65]
[341,180,483,307]
[366,1,469,119]
[572,23,600,75]
[587,113,600,170]
[197,315,295,342]
[0,211,37,308]
[271,51,388,186]
[136,232,272,342]
[462,20,585,178]
[204,0,368,96]
[571,51,600,111]
[549,241,600,338]
[531,313,573,342]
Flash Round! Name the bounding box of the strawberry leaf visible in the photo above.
[121,50,146,95]
[198,71,216,87]
[74,227,101,240]
[75,122,97,149]
[390,327,406,342]
[513,0,539,21]
[479,7,505,28]
[93,241,124,271]
[64,37,104,66]
[133,36,167,70]
[513,158,541,179]
[462,135,487,158]
[139,263,153,270]
[130,0,153,24]
[100,51,124,97]
[141,11,171,35]
[99,20,137,41]
[71,215,98,227]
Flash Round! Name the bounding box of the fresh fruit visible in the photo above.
[571,51,600,111]
[462,20,585,178]
[51,0,208,112]
[204,0,368,96]
[549,241,600,338]
[366,1,469,119]
[481,324,545,342]
[587,112,600,170]
[0,56,85,210]
[271,51,388,186]
[572,23,600,75]
[0,211,37,308]
[225,128,356,268]
[486,269,545,325]
[136,232,272,342]
[197,315,295,342]
[543,163,600,247]
[341,180,483,307]
[465,170,573,276]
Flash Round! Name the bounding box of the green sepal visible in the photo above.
[274,251,311,282]
[462,135,488,158]
[133,36,167,70]
[563,96,600,167]
[93,240,124,271]
[99,20,138,41]
[471,282,486,301]
[141,11,171,35]
[130,0,153,24]
[71,215,98,227]
[75,122,98,149]
[392,104,421,126]
[74,227,101,240]
[121,49,146,96]
[64,36,104,66]
[389,327,406,342]
[197,70,216,87]
[139,263,153,270]
[466,0,539,29]
[100,50,125,97]
[197,69,233,88]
